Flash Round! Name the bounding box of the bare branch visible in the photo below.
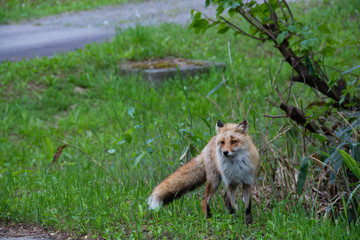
[337,111,359,140]
[53,138,102,167]
[282,0,294,23]
[285,64,294,104]
[275,86,284,102]
[219,16,267,41]
[264,114,288,118]
[265,97,280,108]
[243,9,278,42]
[277,0,289,23]
[235,7,277,42]
[279,103,318,133]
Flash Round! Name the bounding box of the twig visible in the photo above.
[235,7,276,42]
[275,86,284,102]
[53,138,102,167]
[264,115,287,118]
[337,111,359,141]
[265,97,280,108]
[205,94,225,117]
[281,0,294,23]
[277,0,289,23]
[310,156,336,174]
[260,125,293,150]
[220,16,267,41]
[285,62,295,104]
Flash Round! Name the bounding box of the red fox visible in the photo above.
[148,120,260,223]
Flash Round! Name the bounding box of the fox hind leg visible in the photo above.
[201,176,220,218]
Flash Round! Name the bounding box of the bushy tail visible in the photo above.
[148,156,206,209]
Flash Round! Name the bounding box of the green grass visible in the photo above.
[0,0,140,24]
[1,0,360,238]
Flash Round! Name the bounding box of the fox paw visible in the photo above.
[245,214,253,224]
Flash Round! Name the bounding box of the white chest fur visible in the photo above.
[216,149,255,186]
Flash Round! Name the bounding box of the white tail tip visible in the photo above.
[147,194,162,209]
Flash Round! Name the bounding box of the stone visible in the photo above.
[119,58,226,84]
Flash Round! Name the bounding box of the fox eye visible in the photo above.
[231,140,238,144]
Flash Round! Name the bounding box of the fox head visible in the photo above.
[215,120,250,158]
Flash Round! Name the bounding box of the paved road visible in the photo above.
[0,0,216,62]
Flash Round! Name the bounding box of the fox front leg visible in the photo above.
[243,184,252,224]
[223,184,237,215]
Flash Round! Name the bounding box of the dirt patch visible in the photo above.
[0,81,47,100]
[27,82,47,92]
[0,222,70,240]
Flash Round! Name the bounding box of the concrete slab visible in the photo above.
[120,58,226,84]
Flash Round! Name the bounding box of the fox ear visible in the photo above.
[216,119,224,133]
[236,120,248,134]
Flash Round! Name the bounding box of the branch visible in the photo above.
[282,0,294,23]
[277,0,289,23]
[235,7,277,42]
[279,103,318,133]
[264,114,287,118]
[219,16,267,41]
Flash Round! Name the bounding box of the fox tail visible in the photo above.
[147,157,206,209]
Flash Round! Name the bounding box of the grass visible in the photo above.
[1,0,360,238]
[0,0,140,24]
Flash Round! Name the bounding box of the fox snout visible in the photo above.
[222,150,235,157]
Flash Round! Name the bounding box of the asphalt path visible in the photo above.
[0,0,216,62]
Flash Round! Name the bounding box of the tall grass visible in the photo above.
[0,0,359,238]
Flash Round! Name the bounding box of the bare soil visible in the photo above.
[0,222,60,240]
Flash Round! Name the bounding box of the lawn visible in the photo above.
[0,0,359,239]
[0,0,139,24]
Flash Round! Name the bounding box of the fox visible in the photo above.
[147,120,260,223]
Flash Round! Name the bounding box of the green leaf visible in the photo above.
[318,23,331,34]
[218,23,230,34]
[133,152,146,169]
[138,204,144,218]
[124,128,133,144]
[228,8,237,17]
[297,157,309,195]
[320,46,336,56]
[276,31,288,44]
[43,137,54,162]
[339,150,360,180]
[300,38,320,50]
[112,137,125,144]
[192,11,202,21]
[190,18,209,33]
[216,5,225,17]
[205,0,211,8]
[128,106,135,118]
[313,133,327,143]
[286,25,296,32]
